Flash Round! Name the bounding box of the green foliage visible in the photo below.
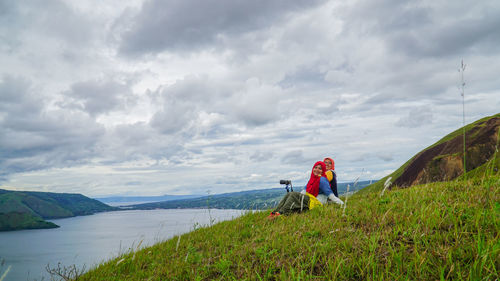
[0,193,35,214]
[0,189,117,231]
[20,194,74,218]
[23,191,116,216]
[80,176,500,280]
[0,212,58,231]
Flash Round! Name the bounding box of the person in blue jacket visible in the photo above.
[268,161,343,219]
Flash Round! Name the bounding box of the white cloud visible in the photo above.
[396,107,434,128]
[116,0,327,56]
[60,78,136,116]
[1,0,500,196]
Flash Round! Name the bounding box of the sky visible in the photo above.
[1,0,499,197]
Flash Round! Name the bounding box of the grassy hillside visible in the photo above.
[0,189,116,231]
[80,174,499,280]
[360,113,500,194]
[394,113,499,187]
[432,113,500,149]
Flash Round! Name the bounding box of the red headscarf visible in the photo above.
[305,161,326,197]
[323,157,335,170]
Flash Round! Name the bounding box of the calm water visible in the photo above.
[0,209,245,281]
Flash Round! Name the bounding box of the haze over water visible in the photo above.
[0,209,244,281]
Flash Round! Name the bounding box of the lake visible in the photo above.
[0,209,246,281]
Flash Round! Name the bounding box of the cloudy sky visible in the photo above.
[1,0,499,197]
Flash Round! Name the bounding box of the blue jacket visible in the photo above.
[304,177,332,197]
[318,177,333,196]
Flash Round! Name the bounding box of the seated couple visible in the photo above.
[268,158,344,219]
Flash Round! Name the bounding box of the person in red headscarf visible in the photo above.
[307,160,343,205]
[268,161,343,219]
[324,157,338,197]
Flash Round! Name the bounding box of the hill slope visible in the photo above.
[0,189,116,231]
[79,175,499,280]
[362,113,500,193]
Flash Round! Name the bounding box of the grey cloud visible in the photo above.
[281,150,306,164]
[117,0,326,56]
[149,77,208,134]
[324,69,354,88]
[250,151,274,162]
[60,79,136,116]
[396,107,433,128]
[350,153,370,163]
[317,102,340,116]
[352,63,454,109]
[188,148,203,155]
[3,0,500,195]
[105,122,194,165]
[214,179,240,186]
[279,64,330,90]
[0,76,41,115]
[387,17,500,58]
[228,79,283,126]
[150,76,284,134]
[0,0,94,47]
[240,138,263,146]
[150,100,194,134]
[114,122,156,147]
[0,76,105,176]
[158,75,216,101]
[344,0,500,58]
[376,152,393,162]
[125,181,142,186]
[232,98,281,126]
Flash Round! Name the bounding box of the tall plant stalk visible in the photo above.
[459,60,466,177]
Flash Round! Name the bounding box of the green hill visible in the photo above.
[77,115,500,280]
[0,189,116,231]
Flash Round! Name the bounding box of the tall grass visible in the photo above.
[80,175,500,280]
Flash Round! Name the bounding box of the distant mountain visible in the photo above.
[0,189,117,231]
[94,194,203,206]
[128,180,374,210]
[363,113,500,193]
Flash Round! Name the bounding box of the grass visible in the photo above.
[79,174,499,280]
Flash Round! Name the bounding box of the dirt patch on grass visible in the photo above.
[394,117,500,187]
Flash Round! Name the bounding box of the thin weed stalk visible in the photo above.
[342,184,349,216]
[206,190,213,226]
[0,265,11,281]
[459,60,467,177]
[343,169,364,216]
